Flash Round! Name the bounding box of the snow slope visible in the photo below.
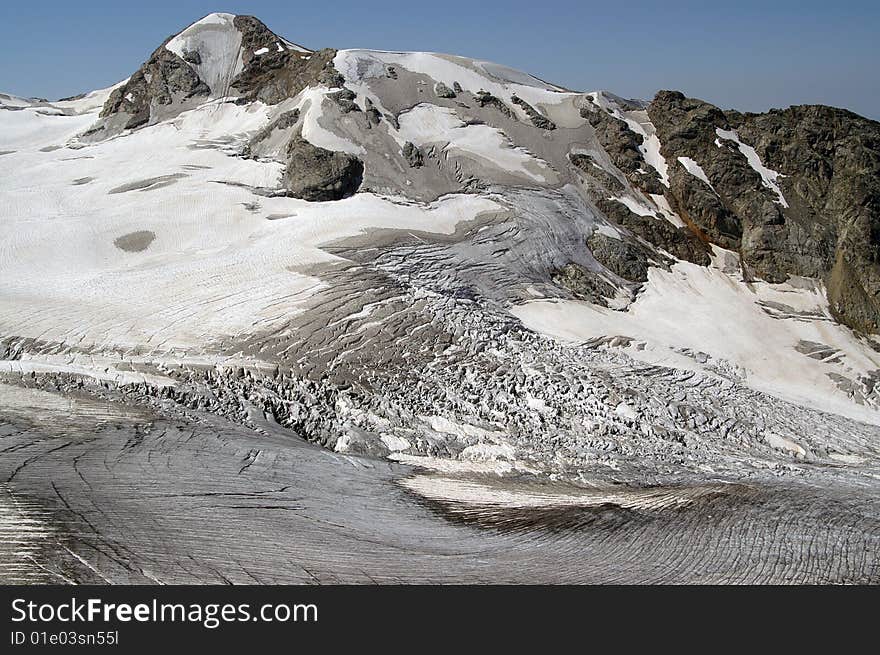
[0,91,499,354]
[513,248,880,424]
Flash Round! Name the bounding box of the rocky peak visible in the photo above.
[90,13,328,138]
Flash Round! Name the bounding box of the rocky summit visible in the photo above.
[1,13,878,584]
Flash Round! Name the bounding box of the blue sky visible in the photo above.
[1,0,878,119]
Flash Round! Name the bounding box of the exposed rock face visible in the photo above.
[551,263,616,305]
[329,88,360,113]
[226,15,343,105]
[569,153,626,195]
[363,98,382,126]
[645,91,880,332]
[402,141,423,168]
[730,105,880,332]
[648,91,777,250]
[283,136,364,201]
[595,198,711,267]
[512,95,556,130]
[474,91,512,118]
[231,47,341,105]
[582,102,664,194]
[100,43,210,130]
[587,232,652,283]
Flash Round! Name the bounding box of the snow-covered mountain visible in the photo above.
[1,13,878,583]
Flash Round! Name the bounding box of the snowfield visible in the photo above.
[0,93,499,352]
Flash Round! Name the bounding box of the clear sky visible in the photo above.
[2,0,878,119]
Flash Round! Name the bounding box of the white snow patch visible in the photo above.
[615,402,638,420]
[764,432,807,458]
[716,128,789,207]
[380,435,411,452]
[648,193,686,228]
[594,223,622,239]
[423,415,505,440]
[254,47,269,56]
[400,475,711,511]
[611,195,657,217]
[459,442,516,462]
[677,156,716,193]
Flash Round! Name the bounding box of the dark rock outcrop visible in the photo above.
[645,91,880,332]
[587,232,652,283]
[511,95,556,130]
[402,142,424,168]
[648,91,774,250]
[363,98,382,127]
[474,91,512,118]
[582,102,664,194]
[569,153,626,195]
[729,104,880,332]
[231,47,341,105]
[434,82,456,99]
[100,43,210,130]
[595,198,711,267]
[551,263,616,306]
[283,136,364,201]
[329,88,360,113]
[99,15,343,130]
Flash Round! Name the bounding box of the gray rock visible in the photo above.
[569,153,626,195]
[363,98,382,126]
[551,263,616,305]
[434,82,456,99]
[329,88,360,113]
[402,141,424,168]
[474,91,512,118]
[595,198,710,267]
[231,46,342,105]
[511,95,556,130]
[100,45,210,130]
[587,232,652,283]
[282,135,364,201]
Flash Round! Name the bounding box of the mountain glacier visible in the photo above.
[0,13,878,584]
